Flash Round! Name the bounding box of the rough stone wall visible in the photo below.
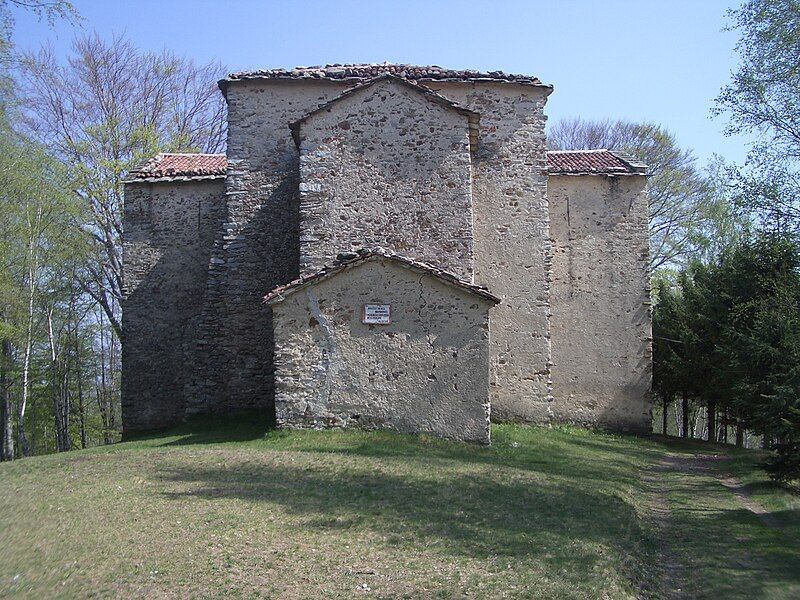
[296,78,475,280]
[424,82,553,422]
[272,259,493,444]
[122,180,224,433]
[547,175,652,432]
[187,80,351,417]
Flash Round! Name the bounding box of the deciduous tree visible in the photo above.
[714,0,800,231]
[549,118,714,270]
[19,34,226,338]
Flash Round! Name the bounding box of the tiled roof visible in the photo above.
[126,153,227,182]
[546,150,647,175]
[264,248,500,305]
[127,150,646,182]
[220,63,548,92]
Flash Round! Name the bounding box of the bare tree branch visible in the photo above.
[18,34,227,337]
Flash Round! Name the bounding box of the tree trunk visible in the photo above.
[19,320,33,456]
[1,339,14,461]
[681,392,689,438]
[762,433,772,450]
[18,202,43,458]
[73,324,87,450]
[735,424,744,447]
[97,315,113,445]
[706,400,717,443]
[109,328,118,433]
[662,397,669,435]
[722,410,729,444]
[47,306,71,453]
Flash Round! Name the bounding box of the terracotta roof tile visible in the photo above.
[546,150,647,175]
[264,248,500,305]
[126,153,227,182]
[220,63,547,91]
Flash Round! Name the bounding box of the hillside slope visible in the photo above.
[0,420,798,599]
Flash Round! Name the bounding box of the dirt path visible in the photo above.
[717,472,784,529]
[641,450,778,599]
[640,455,689,600]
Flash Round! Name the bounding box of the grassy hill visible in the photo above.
[0,419,798,599]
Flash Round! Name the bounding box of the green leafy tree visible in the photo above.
[652,279,686,435]
[718,234,800,478]
[548,118,714,269]
[714,0,800,231]
[653,231,800,479]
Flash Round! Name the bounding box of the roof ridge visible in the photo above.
[219,63,550,93]
[157,152,227,157]
[546,149,648,175]
[547,148,611,154]
[125,152,228,183]
[288,75,480,150]
[264,248,500,305]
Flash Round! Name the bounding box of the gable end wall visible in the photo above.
[272,259,493,443]
[296,78,475,280]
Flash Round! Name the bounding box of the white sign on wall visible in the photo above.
[362,304,391,325]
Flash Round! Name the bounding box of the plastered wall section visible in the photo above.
[271,259,493,444]
[188,80,352,416]
[547,175,653,432]
[296,79,475,280]
[424,82,553,422]
[122,180,225,433]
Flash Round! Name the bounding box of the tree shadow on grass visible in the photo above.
[137,415,665,487]
[155,453,800,598]
[126,412,274,446]
[670,502,800,597]
[261,426,668,489]
[138,417,800,596]
[157,457,657,594]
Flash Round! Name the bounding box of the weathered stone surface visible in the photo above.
[548,174,652,432]
[425,82,554,422]
[186,80,352,418]
[295,77,476,280]
[121,64,654,438]
[270,257,495,444]
[121,180,225,433]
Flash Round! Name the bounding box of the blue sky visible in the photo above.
[12,0,745,166]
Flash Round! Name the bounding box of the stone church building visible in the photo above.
[122,64,652,443]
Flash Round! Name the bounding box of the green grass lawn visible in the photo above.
[0,418,798,599]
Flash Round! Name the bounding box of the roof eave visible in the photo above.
[265,253,501,306]
[547,171,648,178]
[219,75,553,99]
[123,174,226,184]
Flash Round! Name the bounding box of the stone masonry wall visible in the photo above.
[271,259,493,444]
[188,80,352,417]
[548,175,653,432]
[122,180,225,433]
[296,78,475,280]
[424,82,554,422]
